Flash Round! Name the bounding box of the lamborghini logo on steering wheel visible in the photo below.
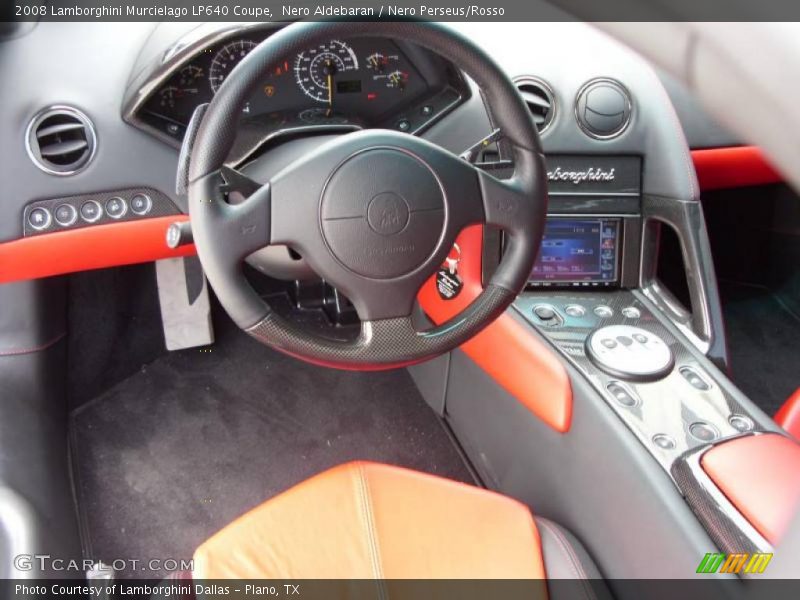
[367,191,410,236]
[380,206,401,229]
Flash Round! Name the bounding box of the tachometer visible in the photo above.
[209,40,258,93]
[293,40,359,103]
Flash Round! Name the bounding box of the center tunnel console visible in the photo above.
[511,155,791,556]
[412,150,797,579]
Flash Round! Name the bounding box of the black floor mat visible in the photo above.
[720,280,800,416]
[70,322,472,579]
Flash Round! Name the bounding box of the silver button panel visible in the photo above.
[513,290,765,472]
[587,325,674,380]
[22,187,179,236]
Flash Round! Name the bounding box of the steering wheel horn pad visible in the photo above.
[187,21,547,369]
[320,145,445,280]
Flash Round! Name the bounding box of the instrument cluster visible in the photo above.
[139,33,467,143]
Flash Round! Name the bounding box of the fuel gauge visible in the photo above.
[386,70,409,91]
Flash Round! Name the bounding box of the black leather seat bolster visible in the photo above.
[536,517,614,600]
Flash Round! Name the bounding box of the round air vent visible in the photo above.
[26,106,96,175]
[514,76,556,133]
[575,78,632,140]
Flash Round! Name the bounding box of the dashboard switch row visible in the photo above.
[24,191,161,236]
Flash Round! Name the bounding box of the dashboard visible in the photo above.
[0,20,706,281]
[133,30,468,148]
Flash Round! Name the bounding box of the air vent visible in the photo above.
[575,78,632,140]
[514,76,556,133]
[26,106,96,175]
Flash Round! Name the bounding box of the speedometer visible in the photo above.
[209,39,258,93]
[293,40,359,103]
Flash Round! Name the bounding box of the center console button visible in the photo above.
[80,200,102,223]
[54,203,78,227]
[622,306,641,319]
[653,434,676,450]
[593,305,613,318]
[728,414,754,432]
[565,304,586,318]
[616,335,633,347]
[533,305,556,321]
[601,338,617,349]
[607,382,638,407]
[679,366,711,391]
[105,196,128,219]
[632,333,648,344]
[689,421,719,443]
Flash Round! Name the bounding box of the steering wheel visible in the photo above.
[188,21,547,369]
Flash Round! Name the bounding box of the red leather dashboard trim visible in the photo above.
[701,433,800,544]
[776,388,800,440]
[417,225,573,433]
[691,146,782,191]
[0,216,196,284]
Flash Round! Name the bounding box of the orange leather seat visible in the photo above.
[193,462,594,580]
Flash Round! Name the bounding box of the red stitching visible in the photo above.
[0,332,65,356]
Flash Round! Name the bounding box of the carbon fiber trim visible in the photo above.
[672,444,772,558]
[247,285,513,369]
[176,103,209,197]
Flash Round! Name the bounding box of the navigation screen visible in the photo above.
[528,218,620,287]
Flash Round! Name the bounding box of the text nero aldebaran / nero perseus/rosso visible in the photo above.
[17,3,505,19]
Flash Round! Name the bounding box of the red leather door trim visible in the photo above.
[0,216,196,284]
[776,388,800,440]
[691,146,782,191]
[701,433,800,544]
[417,225,572,433]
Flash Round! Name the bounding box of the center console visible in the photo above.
[516,290,758,462]
[505,154,790,559]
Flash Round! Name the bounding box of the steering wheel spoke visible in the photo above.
[189,168,271,273]
[215,171,271,264]
[478,170,533,232]
[220,165,262,199]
